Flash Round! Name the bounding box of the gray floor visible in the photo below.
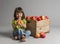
[0,27,60,44]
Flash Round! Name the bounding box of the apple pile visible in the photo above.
[26,16,49,22]
[35,32,46,38]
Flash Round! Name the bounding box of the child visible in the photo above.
[12,7,31,42]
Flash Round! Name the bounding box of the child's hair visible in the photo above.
[14,7,25,20]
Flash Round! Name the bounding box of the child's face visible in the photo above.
[16,12,23,19]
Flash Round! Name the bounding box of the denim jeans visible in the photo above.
[13,29,18,37]
[13,29,31,39]
[18,29,31,39]
[18,29,25,39]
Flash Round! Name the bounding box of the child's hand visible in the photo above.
[20,23,24,27]
[15,20,18,25]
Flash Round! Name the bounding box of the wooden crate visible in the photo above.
[26,19,50,37]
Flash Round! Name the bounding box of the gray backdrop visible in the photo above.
[0,0,60,32]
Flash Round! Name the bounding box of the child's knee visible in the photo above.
[25,30,31,37]
[13,30,18,36]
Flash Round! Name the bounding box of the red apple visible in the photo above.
[30,16,37,21]
[41,34,46,38]
[26,16,31,20]
[37,17,41,21]
[40,32,46,38]
[39,16,42,20]
[45,16,49,19]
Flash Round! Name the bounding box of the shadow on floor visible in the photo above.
[0,32,13,39]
